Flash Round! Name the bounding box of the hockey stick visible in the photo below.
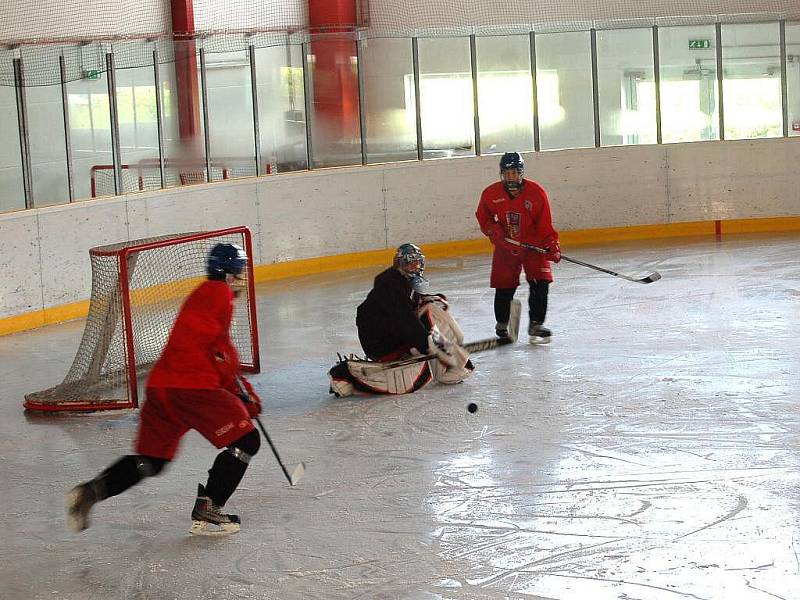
[358,337,514,372]
[504,238,661,284]
[359,299,522,372]
[235,377,306,487]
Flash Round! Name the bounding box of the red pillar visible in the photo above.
[308,0,359,143]
[171,0,200,140]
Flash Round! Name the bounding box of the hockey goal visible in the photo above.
[23,227,260,412]
[90,158,273,198]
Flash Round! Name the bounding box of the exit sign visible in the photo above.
[689,39,711,49]
[84,69,102,80]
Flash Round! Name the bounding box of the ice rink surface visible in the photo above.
[1,233,799,600]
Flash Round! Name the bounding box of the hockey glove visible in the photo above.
[487,224,519,254]
[427,326,460,369]
[237,376,262,417]
[486,223,506,246]
[545,239,561,263]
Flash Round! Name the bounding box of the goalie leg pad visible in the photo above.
[507,298,522,343]
[329,358,433,395]
[429,344,474,385]
[419,303,473,382]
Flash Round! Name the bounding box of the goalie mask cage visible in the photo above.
[23,227,260,413]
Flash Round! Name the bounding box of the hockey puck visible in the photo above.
[467,402,478,414]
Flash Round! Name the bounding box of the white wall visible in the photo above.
[1,137,798,320]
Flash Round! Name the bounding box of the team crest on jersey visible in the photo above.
[507,212,521,238]
[524,199,532,211]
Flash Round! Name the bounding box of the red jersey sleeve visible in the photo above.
[475,184,499,234]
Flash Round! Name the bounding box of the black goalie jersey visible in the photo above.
[356,267,430,361]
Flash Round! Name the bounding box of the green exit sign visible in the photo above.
[689,39,711,49]
[84,69,102,80]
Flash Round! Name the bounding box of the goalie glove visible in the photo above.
[427,326,460,369]
[418,293,449,311]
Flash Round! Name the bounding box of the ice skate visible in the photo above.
[495,322,509,339]
[528,322,552,345]
[66,482,98,532]
[190,484,241,536]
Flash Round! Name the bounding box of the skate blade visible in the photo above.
[528,336,551,345]
[190,520,241,536]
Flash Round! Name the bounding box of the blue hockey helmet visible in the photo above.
[393,243,425,278]
[207,243,248,278]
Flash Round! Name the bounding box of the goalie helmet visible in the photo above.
[393,243,425,279]
[499,151,524,193]
[207,243,248,278]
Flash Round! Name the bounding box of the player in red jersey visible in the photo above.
[66,243,262,536]
[476,152,561,344]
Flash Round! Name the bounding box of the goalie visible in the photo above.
[329,243,473,397]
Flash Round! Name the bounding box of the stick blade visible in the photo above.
[639,271,662,284]
[289,462,306,486]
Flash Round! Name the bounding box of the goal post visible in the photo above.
[23,227,260,412]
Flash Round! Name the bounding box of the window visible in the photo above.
[658,25,719,143]
[596,28,657,146]
[417,37,474,158]
[535,31,595,150]
[26,83,70,205]
[722,23,782,140]
[204,50,256,180]
[360,38,417,163]
[786,23,800,137]
[307,38,362,168]
[66,75,114,199]
[254,44,308,172]
[475,35,534,154]
[0,85,24,212]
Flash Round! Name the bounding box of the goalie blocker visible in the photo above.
[329,302,474,397]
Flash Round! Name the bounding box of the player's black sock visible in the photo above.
[93,454,169,499]
[528,280,550,324]
[494,288,517,323]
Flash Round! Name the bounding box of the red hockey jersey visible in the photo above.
[475,179,558,248]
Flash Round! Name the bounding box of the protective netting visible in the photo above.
[366,0,800,35]
[23,228,259,412]
[2,0,799,86]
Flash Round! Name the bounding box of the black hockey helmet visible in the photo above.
[499,151,525,192]
[207,243,248,278]
[499,151,524,173]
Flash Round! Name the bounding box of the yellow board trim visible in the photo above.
[721,215,800,234]
[3,216,800,336]
[0,299,90,337]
